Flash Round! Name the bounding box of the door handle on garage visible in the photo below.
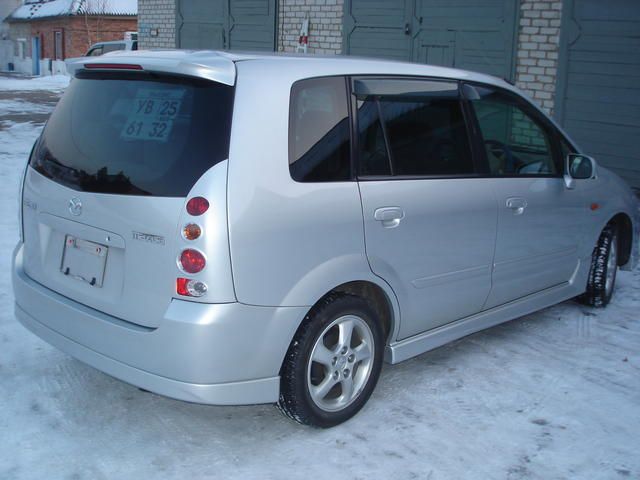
[506,197,527,215]
[374,207,405,228]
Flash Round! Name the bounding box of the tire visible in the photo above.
[578,224,619,308]
[277,293,384,428]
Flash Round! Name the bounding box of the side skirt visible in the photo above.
[385,279,583,364]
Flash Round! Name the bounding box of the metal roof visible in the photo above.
[8,0,136,21]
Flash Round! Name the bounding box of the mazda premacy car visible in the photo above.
[13,51,639,427]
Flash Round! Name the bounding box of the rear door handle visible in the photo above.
[374,207,404,228]
[506,197,527,215]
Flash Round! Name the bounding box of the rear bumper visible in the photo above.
[12,243,307,405]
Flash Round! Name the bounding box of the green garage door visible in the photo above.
[556,0,640,188]
[177,0,276,51]
[343,0,519,80]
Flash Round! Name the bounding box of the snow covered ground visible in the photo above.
[0,74,69,92]
[0,76,638,480]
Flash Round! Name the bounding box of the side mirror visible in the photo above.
[564,154,596,189]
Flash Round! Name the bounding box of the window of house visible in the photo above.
[53,30,63,60]
[356,79,474,177]
[289,77,351,182]
[17,39,26,59]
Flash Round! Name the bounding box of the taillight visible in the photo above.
[176,278,208,297]
[186,197,209,216]
[182,223,202,240]
[178,249,206,274]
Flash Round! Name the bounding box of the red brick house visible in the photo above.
[5,0,137,75]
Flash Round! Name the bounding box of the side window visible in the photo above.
[358,98,390,175]
[87,47,103,56]
[289,77,351,182]
[468,86,559,176]
[103,43,125,53]
[356,79,474,177]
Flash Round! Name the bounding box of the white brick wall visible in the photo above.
[515,0,563,114]
[138,0,176,49]
[277,0,343,54]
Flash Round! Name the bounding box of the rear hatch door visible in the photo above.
[22,68,235,328]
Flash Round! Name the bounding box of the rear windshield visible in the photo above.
[31,71,234,197]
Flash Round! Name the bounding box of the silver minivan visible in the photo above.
[13,51,640,427]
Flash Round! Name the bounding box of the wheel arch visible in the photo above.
[607,212,633,267]
[288,276,401,351]
[323,280,398,345]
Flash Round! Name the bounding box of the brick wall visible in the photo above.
[514,0,562,115]
[278,0,343,54]
[138,0,176,49]
[28,16,137,59]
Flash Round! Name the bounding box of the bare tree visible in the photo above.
[80,0,112,49]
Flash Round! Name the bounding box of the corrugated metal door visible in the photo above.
[177,1,227,49]
[228,0,277,50]
[343,0,413,60]
[556,0,640,188]
[177,0,276,51]
[343,0,519,80]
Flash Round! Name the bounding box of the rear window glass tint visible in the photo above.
[380,97,473,176]
[289,77,351,182]
[31,72,233,197]
[356,79,474,177]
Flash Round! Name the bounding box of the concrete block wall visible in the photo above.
[8,22,31,57]
[277,0,343,54]
[5,22,30,73]
[138,0,176,49]
[514,0,563,114]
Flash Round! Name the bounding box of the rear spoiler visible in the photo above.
[65,50,236,86]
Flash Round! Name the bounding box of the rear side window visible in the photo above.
[355,79,474,177]
[289,77,351,182]
[31,72,233,197]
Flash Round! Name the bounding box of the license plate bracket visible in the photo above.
[60,235,108,287]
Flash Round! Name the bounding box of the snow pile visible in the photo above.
[0,80,638,480]
[0,75,70,92]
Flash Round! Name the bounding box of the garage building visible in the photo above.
[137,0,640,189]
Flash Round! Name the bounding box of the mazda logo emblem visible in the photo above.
[68,197,82,216]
